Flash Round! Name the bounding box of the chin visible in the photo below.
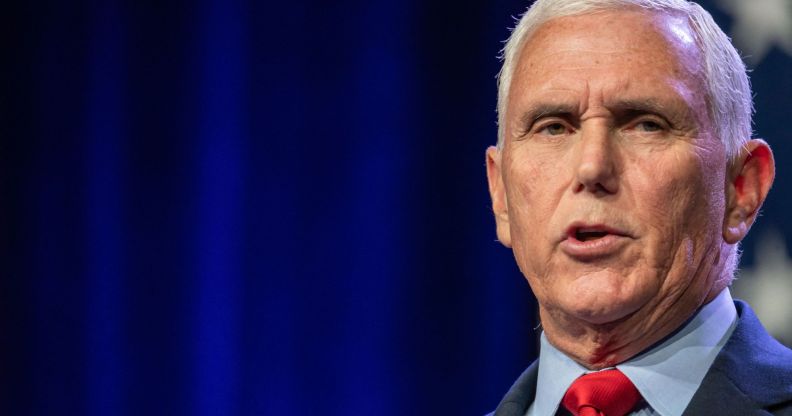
[566,300,641,326]
[560,274,653,325]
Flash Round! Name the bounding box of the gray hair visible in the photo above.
[496,0,753,161]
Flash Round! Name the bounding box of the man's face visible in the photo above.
[489,10,732,335]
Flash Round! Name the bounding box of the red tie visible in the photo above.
[561,369,642,416]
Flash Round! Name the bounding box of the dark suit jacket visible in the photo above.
[489,301,792,415]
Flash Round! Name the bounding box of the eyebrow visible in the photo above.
[519,97,691,127]
[607,98,669,115]
[608,98,696,125]
[519,103,579,128]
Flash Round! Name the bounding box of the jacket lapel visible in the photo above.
[493,361,539,416]
[683,301,792,415]
[682,366,771,415]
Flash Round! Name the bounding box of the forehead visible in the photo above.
[509,9,705,111]
[523,8,699,54]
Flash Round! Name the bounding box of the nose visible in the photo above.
[573,122,619,195]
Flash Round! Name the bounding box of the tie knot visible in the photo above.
[561,369,642,416]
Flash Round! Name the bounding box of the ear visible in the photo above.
[486,146,512,247]
[723,139,775,244]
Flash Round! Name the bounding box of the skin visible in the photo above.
[486,9,775,369]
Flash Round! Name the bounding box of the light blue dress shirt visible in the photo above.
[526,288,738,416]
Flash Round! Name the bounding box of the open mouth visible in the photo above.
[574,229,610,242]
[566,224,628,243]
[562,224,630,258]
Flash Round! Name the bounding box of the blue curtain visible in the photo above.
[3,0,790,414]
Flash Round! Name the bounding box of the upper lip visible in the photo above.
[563,221,632,241]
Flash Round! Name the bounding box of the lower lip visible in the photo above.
[560,234,629,260]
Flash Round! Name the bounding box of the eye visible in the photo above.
[538,122,568,136]
[635,120,663,132]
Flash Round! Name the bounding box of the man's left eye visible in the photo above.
[636,120,663,132]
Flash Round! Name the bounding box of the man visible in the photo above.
[485,0,792,415]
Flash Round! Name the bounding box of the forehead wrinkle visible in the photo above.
[527,47,630,60]
[521,50,653,76]
[522,75,689,113]
[578,80,591,114]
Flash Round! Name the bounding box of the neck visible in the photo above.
[540,277,727,370]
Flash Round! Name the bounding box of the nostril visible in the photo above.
[574,177,618,195]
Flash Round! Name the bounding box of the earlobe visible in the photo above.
[486,146,512,247]
[723,139,775,244]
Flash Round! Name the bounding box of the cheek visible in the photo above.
[632,151,701,216]
[504,152,566,274]
[666,154,725,230]
[630,151,725,266]
[505,155,564,236]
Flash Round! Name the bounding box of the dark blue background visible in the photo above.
[2,1,789,414]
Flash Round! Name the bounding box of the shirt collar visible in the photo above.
[530,332,588,416]
[528,289,737,416]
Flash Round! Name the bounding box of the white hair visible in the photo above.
[495,0,753,161]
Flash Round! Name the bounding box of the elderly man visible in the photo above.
[485,0,792,415]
